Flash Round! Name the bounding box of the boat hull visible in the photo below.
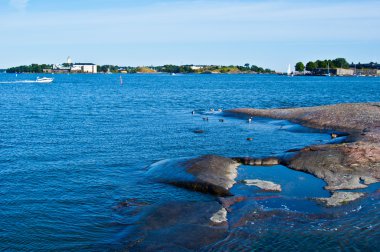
[36,78,54,83]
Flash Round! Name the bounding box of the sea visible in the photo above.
[0,73,379,251]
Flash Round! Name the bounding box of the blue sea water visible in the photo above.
[0,73,379,251]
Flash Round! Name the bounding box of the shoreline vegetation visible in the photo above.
[5,58,380,76]
[5,63,275,75]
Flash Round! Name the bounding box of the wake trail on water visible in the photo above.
[0,80,39,84]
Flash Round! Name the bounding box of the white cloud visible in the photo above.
[9,0,29,11]
[1,0,379,45]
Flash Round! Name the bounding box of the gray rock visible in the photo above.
[210,207,228,224]
[228,103,380,191]
[129,201,228,251]
[315,192,365,207]
[232,157,280,166]
[262,157,280,166]
[243,179,282,192]
[147,155,239,196]
[193,129,205,134]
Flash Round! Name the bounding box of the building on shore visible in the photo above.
[190,65,204,70]
[70,63,97,73]
[46,57,97,74]
[44,65,70,74]
[310,68,380,76]
[349,62,380,76]
[336,68,355,76]
[349,62,380,70]
[354,68,379,76]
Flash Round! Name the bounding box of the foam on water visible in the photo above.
[0,80,39,84]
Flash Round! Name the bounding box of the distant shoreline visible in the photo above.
[3,72,379,77]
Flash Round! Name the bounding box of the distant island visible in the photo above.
[4,57,380,76]
[5,58,275,75]
[294,58,380,76]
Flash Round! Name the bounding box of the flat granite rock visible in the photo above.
[147,155,240,196]
[210,207,228,224]
[315,191,365,207]
[229,103,380,133]
[243,179,282,192]
[228,103,380,192]
[285,142,380,190]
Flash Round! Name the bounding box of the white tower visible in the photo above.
[67,56,72,65]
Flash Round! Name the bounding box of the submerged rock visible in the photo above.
[193,129,205,134]
[232,157,280,166]
[243,179,282,192]
[128,201,228,251]
[217,196,247,211]
[147,155,239,196]
[210,207,228,224]
[315,192,365,207]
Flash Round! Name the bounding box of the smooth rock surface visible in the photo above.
[210,207,228,224]
[229,103,380,191]
[315,192,365,207]
[243,179,282,192]
[147,155,240,196]
[128,201,228,251]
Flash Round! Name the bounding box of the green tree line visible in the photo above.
[6,64,53,73]
[294,58,350,72]
[98,64,275,74]
[8,63,275,74]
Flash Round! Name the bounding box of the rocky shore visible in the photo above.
[133,103,380,250]
[146,103,379,209]
[228,103,380,204]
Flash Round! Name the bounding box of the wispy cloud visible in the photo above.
[9,0,29,11]
[0,0,379,69]
[1,0,379,45]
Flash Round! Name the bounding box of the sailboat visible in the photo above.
[287,64,293,76]
[324,63,331,77]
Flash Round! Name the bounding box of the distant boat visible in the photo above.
[171,73,176,76]
[287,64,293,76]
[324,63,331,77]
[36,77,54,83]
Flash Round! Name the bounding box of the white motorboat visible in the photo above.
[36,77,54,83]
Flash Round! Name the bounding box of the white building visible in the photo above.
[190,65,203,70]
[71,63,97,73]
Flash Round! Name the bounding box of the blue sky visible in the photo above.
[1,0,379,71]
